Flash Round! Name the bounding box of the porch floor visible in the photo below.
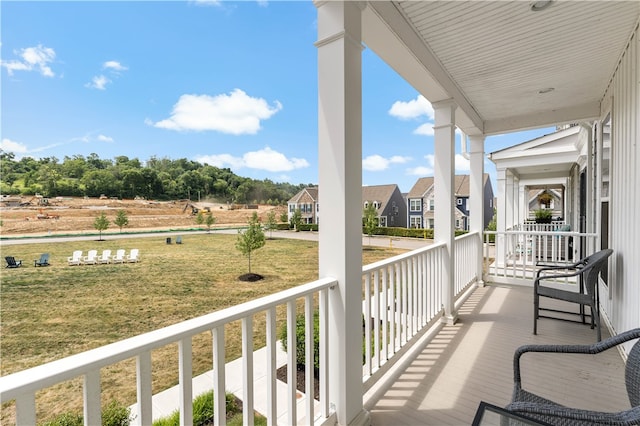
[366,284,631,425]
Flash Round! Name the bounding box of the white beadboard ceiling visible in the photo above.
[364,1,639,135]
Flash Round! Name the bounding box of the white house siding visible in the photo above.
[600,26,639,336]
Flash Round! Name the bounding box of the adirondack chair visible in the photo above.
[34,253,50,267]
[5,256,23,268]
[126,249,140,263]
[112,249,126,264]
[176,236,183,244]
[67,250,83,266]
[83,250,98,265]
[98,250,111,264]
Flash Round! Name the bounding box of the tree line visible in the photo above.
[0,151,311,204]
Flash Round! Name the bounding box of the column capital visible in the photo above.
[432,98,457,110]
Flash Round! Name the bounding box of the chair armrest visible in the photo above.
[513,329,640,388]
[508,402,640,424]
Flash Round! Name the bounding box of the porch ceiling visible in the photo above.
[364,1,640,136]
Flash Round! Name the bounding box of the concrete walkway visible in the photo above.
[129,340,319,424]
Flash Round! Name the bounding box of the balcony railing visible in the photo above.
[1,235,482,426]
[484,229,598,285]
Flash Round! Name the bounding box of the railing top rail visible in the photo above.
[0,276,337,401]
[484,230,598,237]
[362,241,446,272]
[455,231,479,240]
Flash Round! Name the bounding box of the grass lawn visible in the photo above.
[1,233,406,424]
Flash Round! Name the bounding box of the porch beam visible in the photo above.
[433,99,457,324]
[315,2,370,425]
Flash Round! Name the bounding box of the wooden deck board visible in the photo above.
[367,285,630,425]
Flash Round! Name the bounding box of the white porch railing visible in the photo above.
[484,229,598,285]
[515,221,566,232]
[0,277,337,426]
[1,238,482,426]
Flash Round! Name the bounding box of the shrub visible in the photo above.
[279,311,320,370]
[152,391,240,426]
[40,400,131,426]
[297,224,318,232]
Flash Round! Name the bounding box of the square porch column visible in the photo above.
[433,99,457,325]
[468,135,485,286]
[315,2,369,425]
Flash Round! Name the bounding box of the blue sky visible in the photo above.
[1,1,553,194]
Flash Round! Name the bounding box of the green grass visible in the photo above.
[1,233,406,424]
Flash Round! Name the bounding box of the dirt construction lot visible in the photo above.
[0,197,286,236]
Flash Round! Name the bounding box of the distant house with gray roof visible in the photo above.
[287,184,407,228]
[406,174,494,231]
[362,184,407,228]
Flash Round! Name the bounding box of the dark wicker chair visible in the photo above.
[534,249,613,342]
[507,328,640,425]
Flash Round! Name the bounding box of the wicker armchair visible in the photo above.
[534,249,613,342]
[506,328,640,425]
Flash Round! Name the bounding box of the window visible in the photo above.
[410,216,422,228]
[289,204,295,212]
[429,199,435,211]
[409,199,421,212]
[427,218,434,229]
[364,201,369,209]
[379,216,387,227]
[456,198,463,205]
[373,201,380,209]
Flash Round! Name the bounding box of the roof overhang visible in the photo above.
[363,1,640,136]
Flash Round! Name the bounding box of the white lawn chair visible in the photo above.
[112,249,126,264]
[98,249,111,264]
[126,249,140,263]
[67,250,83,266]
[83,250,98,265]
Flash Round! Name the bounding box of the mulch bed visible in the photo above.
[276,364,320,401]
[238,273,264,282]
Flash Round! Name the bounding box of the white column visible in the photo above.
[433,99,457,325]
[519,183,527,224]
[496,169,507,263]
[315,2,369,425]
[468,135,485,286]
[506,172,515,229]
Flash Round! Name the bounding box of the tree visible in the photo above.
[363,202,378,245]
[264,210,277,239]
[280,212,288,223]
[114,210,129,233]
[94,212,110,240]
[236,212,265,275]
[195,212,205,228]
[289,208,302,231]
[204,212,217,233]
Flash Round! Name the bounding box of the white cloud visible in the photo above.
[103,61,127,72]
[97,134,114,143]
[195,147,308,173]
[153,89,282,134]
[406,166,434,176]
[455,153,470,172]
[388,95,434,121]
[414,123,434,136]
[86,75,110,90]
[192,0,222,6]
[1,45,56,77]
[1,138,29,153]
[362,154,411,172]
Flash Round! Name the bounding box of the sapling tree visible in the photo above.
[236,212,265,275]
[264,210,277,238]
[363,202,378,245]
[94,212,110,241]
[114,209,129,233]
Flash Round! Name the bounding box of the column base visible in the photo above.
[442,313,458,325]
[347,409,371,426]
